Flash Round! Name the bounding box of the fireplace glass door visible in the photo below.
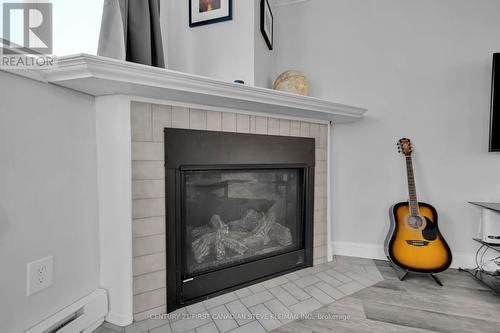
[165,128,314,311]
[183,168,304,278]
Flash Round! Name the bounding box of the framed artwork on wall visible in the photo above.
[261,0,274,50]
[189,0,232,27]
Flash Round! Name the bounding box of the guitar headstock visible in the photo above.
[397,138,413,156]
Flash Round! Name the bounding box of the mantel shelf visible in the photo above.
[6,54,367,123]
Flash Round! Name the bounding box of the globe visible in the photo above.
[273,70,309,96]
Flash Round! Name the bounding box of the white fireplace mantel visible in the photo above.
[6,55,366,326]
[12,54,366,123]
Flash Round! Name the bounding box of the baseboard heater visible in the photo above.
[24,289,108,333]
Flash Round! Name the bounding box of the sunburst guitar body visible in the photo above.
[385,138,452,273]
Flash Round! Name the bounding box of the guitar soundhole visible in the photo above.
[407,215,424,229]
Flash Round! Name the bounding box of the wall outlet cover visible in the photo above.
[27,256,53,296]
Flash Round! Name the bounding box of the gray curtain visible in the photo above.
[98,0,165,68]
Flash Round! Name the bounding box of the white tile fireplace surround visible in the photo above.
[131,102,329,320]
[15,54,366,327]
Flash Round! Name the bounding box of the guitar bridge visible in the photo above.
[406,240,429,246]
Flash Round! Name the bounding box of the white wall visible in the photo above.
[0,72,100,333]
[273,0,500,267]
[254,0,276,89]
[164,0,256,84]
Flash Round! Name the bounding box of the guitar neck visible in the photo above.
[405,156,419,216]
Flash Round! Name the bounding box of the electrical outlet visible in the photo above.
[27,256,53,296]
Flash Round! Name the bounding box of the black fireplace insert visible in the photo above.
[165,129,315,312]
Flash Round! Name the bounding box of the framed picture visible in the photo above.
[189,0,232,27]
[260,0,273,50]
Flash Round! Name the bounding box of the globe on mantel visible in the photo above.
[273,70,309,96]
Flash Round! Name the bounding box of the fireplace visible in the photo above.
[165,129,315,312]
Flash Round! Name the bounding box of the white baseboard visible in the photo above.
[330,241,475,269]
[105,311,133,327]
[331,241,386,261]
[24,289,108,333]
[450,252,476,269]
[82,319,105,333]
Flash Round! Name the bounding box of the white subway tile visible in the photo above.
[171,106,190,128]
[133,252,166,276]
[133,198,165,219]
[206,111,222,131]
[133,234,166,257]
[132,142,164,161]
[131,102,152,141]
[133,216,165,237]
[152,104,172,142]
[314,221,327,235]
[268,118,280,135]
[279,119,290,136]
[249,116,256,133]
[316,148,327,161]
[314,234,327,247]
[190,109,207,130]
[134,270,166,295]
[290,121,301,136]
[133,288,166,314]
[222,112,237,132]
[300,122,310,137]
[255,117,267,134]
[319,124,328,149]
[316,186,327,200]
[236,114,250,133]
[132,180,165,199]
[309,123,320,140]
[132,161,164,180]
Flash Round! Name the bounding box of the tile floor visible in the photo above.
[94,256,384,333]
[272,260,500,333]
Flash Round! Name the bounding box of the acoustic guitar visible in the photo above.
[385,138,452,276]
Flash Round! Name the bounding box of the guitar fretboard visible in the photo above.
[405,156,419,216]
